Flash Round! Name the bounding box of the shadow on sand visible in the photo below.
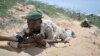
[0,45,44,56]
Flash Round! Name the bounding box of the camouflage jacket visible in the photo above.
[13,19,74,40]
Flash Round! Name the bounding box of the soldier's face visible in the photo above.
[27,19,41,32]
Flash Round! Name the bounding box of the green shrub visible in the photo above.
[0,0,18,17]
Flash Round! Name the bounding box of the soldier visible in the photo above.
[0,10,75,48]
[80,18,91,28]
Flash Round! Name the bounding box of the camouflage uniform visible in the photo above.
[15,19,74,43]
[9,10,75,48]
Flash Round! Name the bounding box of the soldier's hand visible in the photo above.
[33,34,46,47]
[34,34,43,41]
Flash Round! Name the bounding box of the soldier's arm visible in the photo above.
[0,35,18,41]
[0,24,28,42]
[45,27,60,44]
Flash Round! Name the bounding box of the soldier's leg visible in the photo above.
[58,34,68,43]
[59,29,75,43]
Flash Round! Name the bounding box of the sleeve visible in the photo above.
[16,24,28,38]
[45,27,54,40]
[15,24,29,42]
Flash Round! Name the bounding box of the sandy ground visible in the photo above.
[0,3,100,56]
[0,20,100,56]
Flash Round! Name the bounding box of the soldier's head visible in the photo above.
[25,10,42,33]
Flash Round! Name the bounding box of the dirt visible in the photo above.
[0,3,100,56]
